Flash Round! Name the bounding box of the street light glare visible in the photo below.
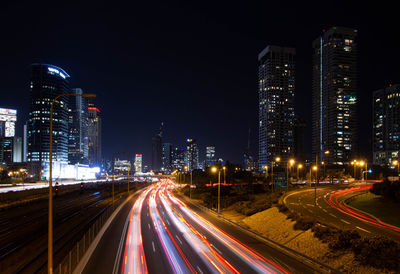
[312,165,318,171]
[211,167,217,173]
[275,157,280,162]
[298,164,302,168]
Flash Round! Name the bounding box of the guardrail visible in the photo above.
[182,196,340,273]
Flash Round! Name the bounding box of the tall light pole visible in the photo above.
[392,160,399,176]
[297,164,303,181]
[48,92,96,274]
[190,169,193,199]
[211,166,221,213]
[287,159,295,190]
[223,166,226,184]
[313,165,318,208]
[271,157,280,191]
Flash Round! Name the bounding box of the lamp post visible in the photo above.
[313,165,318,207]
[190,169,193,199]
[271,157,280,191]
[223,166,226,185]
[392,160,399,176]
[287,159,295,190]
[297,164,303,181]
[48,92,96,274]
[211,166,221,213]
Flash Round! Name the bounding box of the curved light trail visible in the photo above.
[121,180,289,274]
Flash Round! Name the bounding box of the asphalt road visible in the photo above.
[283,183,400,241]
[85,180,326,274]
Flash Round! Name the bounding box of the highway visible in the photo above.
[85,180,324,274]
[283,183,400,241]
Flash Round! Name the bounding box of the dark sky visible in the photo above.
[1,1,399,166]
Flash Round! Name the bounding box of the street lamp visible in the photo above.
[392,160,399,176]
[287,159,295,190]
[211,166,221,213]
[271,157,280,191]
[297,164,303,181]
[48,92,96,274]
[223,166,226,185]
[189,169,193,199]
[312,165,318,207]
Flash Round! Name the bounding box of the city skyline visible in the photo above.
[1,1,400,166]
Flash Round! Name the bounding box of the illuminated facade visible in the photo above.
[114,159,131,174]
[0,108,17,137]
[68,88,89,165]
[135,154,142,173]
[258,45,295,171]
[185,138,199,171]
[205,146,216,167]
[312,27,358,165]
[88,103,102,166]
[162,143,172,173]
[373,85,400,165]
[27,64,70,164]
[172,146,185,171]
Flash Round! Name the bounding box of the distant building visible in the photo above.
[152,134,162,172]
[258,45,296,171]
[185,138,199,171]
[114,159,131,174]
[162,143,172,173]
[172,146,185,171]
[68,88,89,165]
[88,103,102,166]
[0,108,21,163]
[134,154,143,173]
[294,117,306,162]
[373,84,400,165]
[312,27,358,165]
[0,108,17,137]
[27,64,70,164]
[23,122,28,162]
[205,146,216,167]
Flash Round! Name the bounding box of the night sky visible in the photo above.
[1,1,399,166]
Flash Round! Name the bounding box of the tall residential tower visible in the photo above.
[258,45,295,171]
[312,27,358,165]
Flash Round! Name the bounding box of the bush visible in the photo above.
[312,225,339,242]
[329,230,360,250]
[277,203,288,213]
[352,236,400,270]
[293,216,314,230]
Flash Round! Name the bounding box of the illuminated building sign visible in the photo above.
[88,107,100,113]
[0,108,17,137]
[47,66,69,79]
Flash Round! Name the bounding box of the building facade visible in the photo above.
[258,45,296,171]
[185,138,199,171]
[162,143,172,173]
[27,64,70,164]
[312,27,358,165]
[373,85,400,165]
[152,134,162,172]
[205,146,216,167]
[172,146,185,171]
[88,103,102,166]
[68,88,89,165]
[134,154,142,173]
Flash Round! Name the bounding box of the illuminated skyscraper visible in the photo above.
[312,27,358,165]
[68,88,89,164]
[185,138,199,171]
[162,143,172,173]
[373,84,400,165]
[152,134,162,172]
[205,146,216,167]
[172,146,185,171]
[134,154,142,173]
[258,45,295,171]
[27,64,70,164]
[88,103,102,166]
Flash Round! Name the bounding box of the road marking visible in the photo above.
[147,213,149,217]
[356,226,371,233]
[318,205,322,209]
[152,241,156,252]
[306,204,313,207]
[322,209,328,213]
[196,266,204,274]
[176,235,183,245]
[341,219,350,224]
[329,213,337,218]
[166,220,170,226]
[148,223,151,230]
[212,244,222,255]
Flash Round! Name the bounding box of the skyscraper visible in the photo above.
[27,64,70,164]
[0,108,20,163]
[185,138,199,171]
[172,146,185,171]
[373,84,400,165]
[88,103,102,166]
[205,146,216,167]
[312,27,358,165]
[258,45,295,171]
[134,154,143,173]
[162,143,172,173]
[293,117,307,162]
[68,88,89,165]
